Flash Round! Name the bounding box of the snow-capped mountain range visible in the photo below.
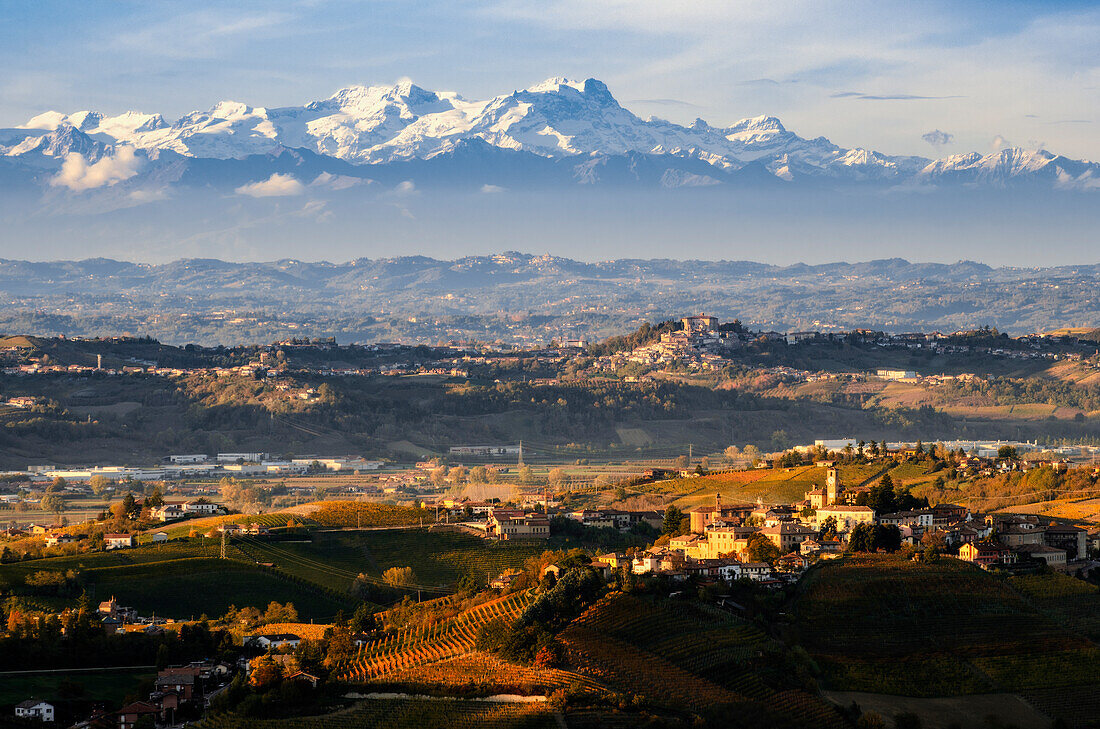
[2,76,1098,192]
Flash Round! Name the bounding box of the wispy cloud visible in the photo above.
[832,91,964,101]
[739,78,799,87]
[627,98,700,108]
[110,9,297,60]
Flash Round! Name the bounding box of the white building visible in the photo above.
[15,700,54,722]
[217,452,265,463]
[876,369,918,381]
[104,533,136,549]
[184,500,221,515]
[249,633,301,649]
[151,504,186,522]
[169,454,208,464]
[221,464,268,476]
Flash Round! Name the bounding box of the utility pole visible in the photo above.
[518,441,524,468]
[220,529,226,560]
[689,443,693,462]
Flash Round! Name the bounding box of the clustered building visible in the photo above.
[611,467,1091,583]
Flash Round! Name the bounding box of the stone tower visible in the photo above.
[825,468,839,505]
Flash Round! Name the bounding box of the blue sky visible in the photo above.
[2,0,1097,159]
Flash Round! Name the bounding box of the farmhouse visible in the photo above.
[44,532,77,547]
[104,533,136,549]
[151,504,186,522]
[249,633,301,649]
[14,700,54,722]
[487,508,549,540]
[285,671,321,688]
[184,499,221,515]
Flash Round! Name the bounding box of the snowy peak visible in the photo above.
[727,115,786,135]
[525,77,588,93]
[7,76,1098,191]
[6,124,108,162]
[917,147,1089,186]
[317,82,450,115]
[523,77,616,102]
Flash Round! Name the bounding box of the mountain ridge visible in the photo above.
[0,254,1095,344]
[4,77,1098,192]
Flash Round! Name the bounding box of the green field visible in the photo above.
[81,558,350,620]
[0,539,224,587]
[0,668,154,706]
[0,539,351,620]
[235,528,542,591]
[794,555,1099,708]
[0,528,540,619]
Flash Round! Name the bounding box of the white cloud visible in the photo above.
[311,172,363,191]
[394,180,417,195]
[480,184,505,193]
[51,146,142,191]
[235,173,305,197]
[991,135,1014,152]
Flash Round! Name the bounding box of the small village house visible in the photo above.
[104,533,136,549]
[15,700,54,722]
